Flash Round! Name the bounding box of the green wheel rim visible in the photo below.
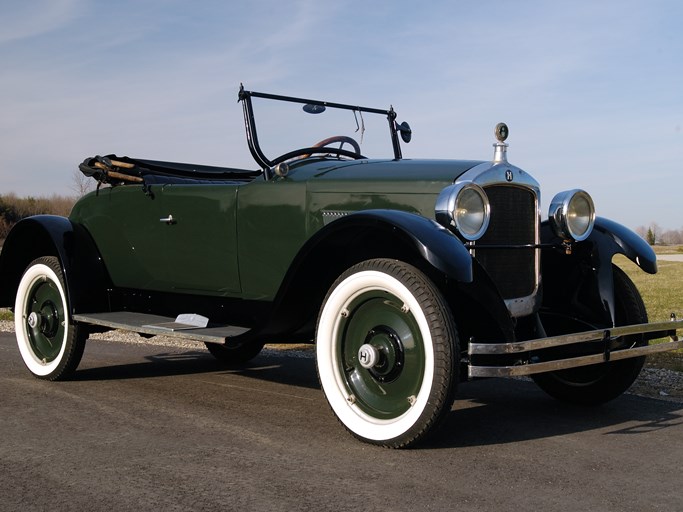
[336,290,426,419]
[25,277,66,363]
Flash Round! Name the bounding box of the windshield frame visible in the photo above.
[238,85,405,176]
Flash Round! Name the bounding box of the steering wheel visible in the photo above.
[298,136,362,160]
[312,136,361,154]
[270,135,366,166]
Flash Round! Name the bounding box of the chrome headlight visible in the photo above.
[548,189,595,242]
[435,182,490,240]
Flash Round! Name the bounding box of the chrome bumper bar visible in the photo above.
[468,319,683,378]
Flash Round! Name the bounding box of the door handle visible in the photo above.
[159,214,176,225]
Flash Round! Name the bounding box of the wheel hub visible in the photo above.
[27,301,59,338]
[358,344,380,369]
[27,311,40,329]
[360,326,405,383]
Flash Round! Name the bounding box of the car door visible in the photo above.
[157,184,241,296]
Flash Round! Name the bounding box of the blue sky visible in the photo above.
[1,0,681,230]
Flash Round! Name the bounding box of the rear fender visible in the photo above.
[0,216,111,314]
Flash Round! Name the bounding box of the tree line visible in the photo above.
[635,223,683,246]
[0,170,94,239]
[0,193,77,239]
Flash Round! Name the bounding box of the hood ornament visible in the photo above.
[493,122,509,163]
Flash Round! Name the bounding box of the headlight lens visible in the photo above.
[436,182,490,240]
[548,189,595,241]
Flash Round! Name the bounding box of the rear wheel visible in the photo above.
[204,341,265,365]
[316,259,458,448]
[532,265,647,404]
[14,256,87,381]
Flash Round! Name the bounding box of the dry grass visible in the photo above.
[0,193,77,238]
[615,255,683,323]
[652,244,683,254]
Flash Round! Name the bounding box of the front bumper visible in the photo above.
[468,318,683,378]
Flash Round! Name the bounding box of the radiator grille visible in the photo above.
[476,185,537,299]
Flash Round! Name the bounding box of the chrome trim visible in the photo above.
[273,162,290,177]
[321,210,352,225]
[493,142,508,163]
[470,319,683,354]
[469,340,683,378]
[468,318,683,378]
[435,182,491,240]
[452,161,541,317]
[548,189,595,242]
[455,161,541,192]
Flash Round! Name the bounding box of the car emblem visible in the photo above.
[505,169,514,182]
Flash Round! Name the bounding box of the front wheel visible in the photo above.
[14,256,87,381]
[316,259,458,448]
[532,265,648,404]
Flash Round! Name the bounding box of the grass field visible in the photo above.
[615,253,683,371]
[615,256,683,323]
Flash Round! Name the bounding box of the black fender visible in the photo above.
[591,217,657,274]
[256,209,515,345]
[333,210,475,281]
[541,216,655,326]
[257,209,476,339]
[289,209,474,285]
[0,215,111,314]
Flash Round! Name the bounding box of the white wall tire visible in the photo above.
[316,259,458,448]
[14,257,86,380]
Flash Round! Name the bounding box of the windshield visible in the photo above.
[239,87,409,171]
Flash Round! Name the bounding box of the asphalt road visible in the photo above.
[2,332,682,512]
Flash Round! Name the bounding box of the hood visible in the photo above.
[286,158,485,194]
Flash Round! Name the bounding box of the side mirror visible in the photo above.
[396,121,412,143]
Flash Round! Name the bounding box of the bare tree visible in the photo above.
[650,222,662,245]
[71,169,95,197]
[662,229,683,245]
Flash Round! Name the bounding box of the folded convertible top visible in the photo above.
[79,154,262,185]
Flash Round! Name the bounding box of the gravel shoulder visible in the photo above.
[3,321,682,403]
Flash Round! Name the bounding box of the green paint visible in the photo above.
[70,158,481,301]
[336,289,426,419]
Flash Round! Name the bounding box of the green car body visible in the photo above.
[2,87,681,448]
[69,158,477,301]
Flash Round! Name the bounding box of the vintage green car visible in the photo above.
[1,86,681,448]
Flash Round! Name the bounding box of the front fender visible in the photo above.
[590,217,657,274]
[257,209,474,340]
[325,210,474,282]
[590,217,656,326]
[541,216,655,326]
[0,215,111,314]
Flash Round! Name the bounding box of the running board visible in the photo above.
[73,312,250,344]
